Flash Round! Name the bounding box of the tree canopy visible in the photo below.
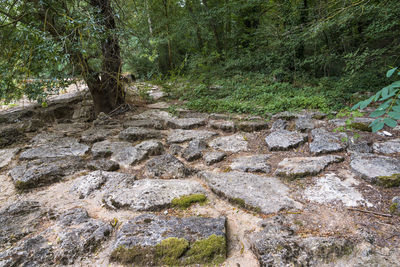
[0,0,399,121]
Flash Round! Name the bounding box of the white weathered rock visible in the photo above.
[209,134,248,152]
[167,129,217,144]
[199,171,302,213]
[265,130,307,151]
[230,154,271,173]
[373,139,400,154]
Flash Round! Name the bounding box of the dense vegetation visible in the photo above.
[1,0,399,119]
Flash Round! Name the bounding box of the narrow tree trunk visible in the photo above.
[89,0,125,115]
[202,0,223,54]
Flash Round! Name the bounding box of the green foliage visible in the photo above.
[352,67,400,132]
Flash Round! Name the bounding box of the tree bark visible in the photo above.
[89,0,125,115]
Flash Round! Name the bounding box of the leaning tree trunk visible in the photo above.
[89,0,125,115]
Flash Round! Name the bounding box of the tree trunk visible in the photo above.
[89,0,125,115]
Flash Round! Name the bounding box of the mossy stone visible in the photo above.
[231,197,246,208]
[185,234,226,265]
[155,237,189,265]
[171,194,207,209]
[377,174,400,188]
[110,245,155,265]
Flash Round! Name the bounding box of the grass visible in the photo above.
[159,72,364,117]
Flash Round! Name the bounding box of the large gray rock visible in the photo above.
[310,128,347,155]
[71,171,135,199]
[209,134,248,152]
[0,147,19,169]
[167,118,206,129]
[230,154,271,173]
[209,120,235,132]
[135,140,164,156]
[0,124,24,148]
[111,147,148,168]
[19,137,89,160]
[119,127,162,142]
[103,179,206,211]
[295,116,315,132]
[80,127,118,143]
[304,173,371,207]
[265,130,307,151]
[123,119,165,130]
[50,208,112,265]
[250,216,353,267]
[373,139,400,154]
[0,201,42,249]
[274,155,343,179]
[199,171,302,213]
[270,119,287,131]
[347,139,373,154]
[110,214,226,265]
[167,129,217,144]
[182,139,207,161]
[0,208,112,266]
[10,157,84,189]
[204,152,226,165]
[131,110,174,121]
[350,154,400,184]
[87,158,119,171]
[236,121,268,132]
[91,140,130,158]
[144,154,190,179]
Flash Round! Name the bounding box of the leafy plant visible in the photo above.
[351,67,400,132]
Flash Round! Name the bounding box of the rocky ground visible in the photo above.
[0,85,400,266]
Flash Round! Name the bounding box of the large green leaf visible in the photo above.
[384,118,397,127]
[371,119,384,132]
[387,67,398,78]
[388,111,400,120]
[369,109,385,118]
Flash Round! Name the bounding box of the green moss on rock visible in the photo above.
[185,234,226,265]
[111,235,226,266]
[155,237,189,265]
[110,245,155,265]
[231,197,246,208]
[377,174,400,188]
[171,194,207,209]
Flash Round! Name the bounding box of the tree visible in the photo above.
[0,0,125,115]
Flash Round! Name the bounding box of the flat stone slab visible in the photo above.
[274,155,343,179]
[295,116,315,132]
[350,154,400,184]
[123,119,165,130]
[209,120,235,132]
[270,119,288,131]
[236,121,268,132]
[71,171,135,199]
[250,216,353,267]
[167,129,217,144]
[0,147,19,169]
[373,139,400,154]
[230,154,271,173]
[144,154,190,179]
[147,101,171,109]
[135,140,164,156]
[103,179,206,211]
[80,127,118,143]
[91,140,131,158]
[310,128,347,155]
[304,173,371,207]
[131,110,174,122]
[110,214,226,265]
[10,157,84,189]
[167,118,207,129]
[265,130,307,151]
[0,201,42,249]
[182,139,207,161]
[111,147,148,168]
[0,208,112,266]
[87,159,119,171]
[209,134,248,152]
[204,152,226,165]
[19,137,89,160]
[199,171,302,213]
[119,127,162,142]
